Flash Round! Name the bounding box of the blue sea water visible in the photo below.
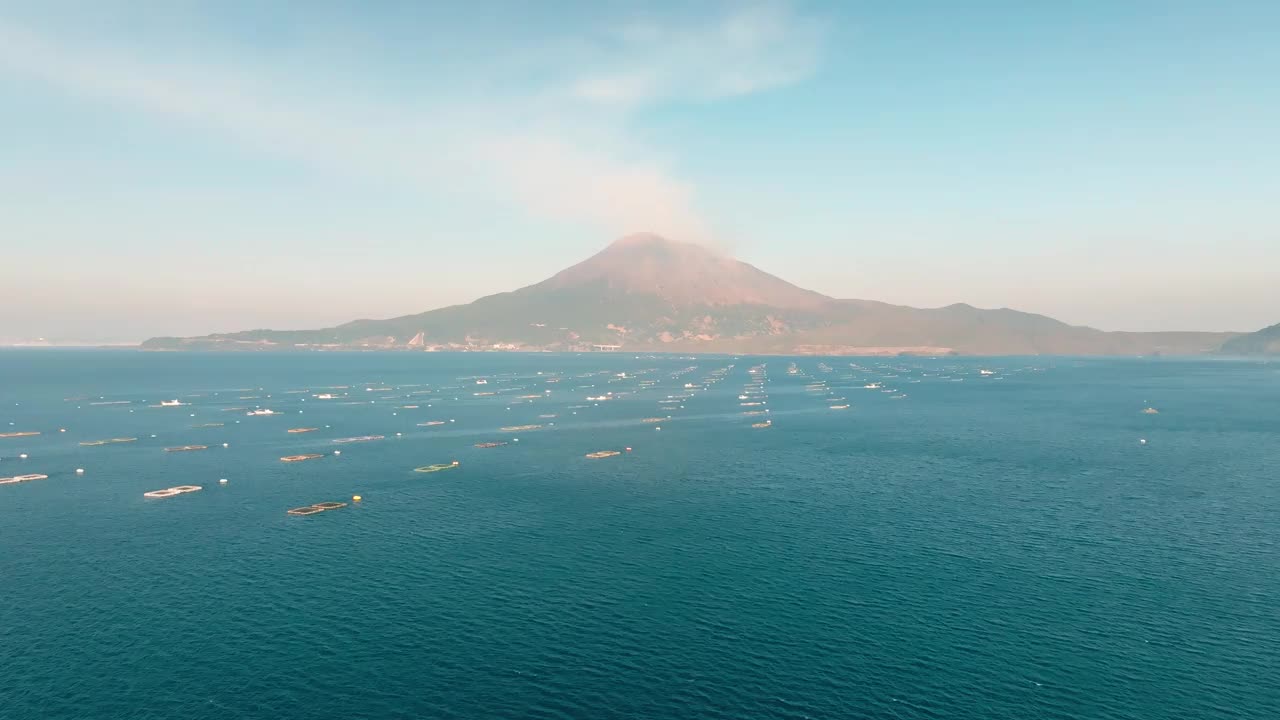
[1,350,1277,720]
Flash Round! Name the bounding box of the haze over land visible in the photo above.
[2,2,1278,343]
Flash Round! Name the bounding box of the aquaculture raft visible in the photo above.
[0,473,49,486]
[414,462,459,473]
[280,454,324,463]
[143,485,202,498]
[287,501,347,516]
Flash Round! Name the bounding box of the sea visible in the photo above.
[1,350,1277,720]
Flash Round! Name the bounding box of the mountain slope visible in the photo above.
[1219,322,1280,355]
[142,234,1238,355]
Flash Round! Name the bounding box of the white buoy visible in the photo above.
[75,468,84,474]
[219,478,228,484]
[1139,438,1148,445]
[334,450,342,456]
[396,432,402,436]
[60,428,67,433]
[19,453,28,459]
[222,443,229,448]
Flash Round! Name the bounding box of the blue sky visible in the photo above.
[2,1,1277,341]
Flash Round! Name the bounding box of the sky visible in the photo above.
[1,0,1277,342]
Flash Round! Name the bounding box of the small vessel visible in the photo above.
[417,421,447,427]
[1142,407,1160,414]
[980,369,996,376]
[143,484,202,498]
[475,379,488,385]
[0,473,49,486]
[752,421,772,429]
[863,383,882,389]
[414,461,460,473]
[315,394,337,400]
[159,399,184,407]
[829,404,850,410]
[280,453,324,462]
[585,450,621,459]
[287,501,347,516]
[164,445,208,452]
[287,427,319,434]
[246,409,278,416]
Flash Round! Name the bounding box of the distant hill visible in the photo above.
[1219,323,1280,355]
[142,233,1238,355]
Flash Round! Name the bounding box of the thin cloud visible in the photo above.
[0,3,823,243]
[569,3,823,107]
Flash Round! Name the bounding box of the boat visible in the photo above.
[246,409,278,416]
[752,421,772,428]
[287,427,319,434]
[159,399,184,407]
[474,442,508,449]
[980,369,996,376]
[332,435,384,444]
[164,445,208,452]
[315,394,338,400]
[863,383,882,389]
[143,484,202,498]
[414,461,460,473]
[0,473,49,486]
[829,404,850,410]
[417,421,446,426]
[287,501,346,516]
[585,450,621,459]
[475,379,488,385]
[0,431,40,438]
[280,454,324,463]
[1142,407,1160,414]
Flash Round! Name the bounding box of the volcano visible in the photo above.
[142,234,1238,355]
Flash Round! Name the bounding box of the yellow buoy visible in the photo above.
[352,495,362,502]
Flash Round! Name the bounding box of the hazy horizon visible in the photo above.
[3,1,1278,343]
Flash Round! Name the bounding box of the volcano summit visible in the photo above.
[143,234,1238,355]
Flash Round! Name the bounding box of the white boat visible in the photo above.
[863,383,882,389]
[160,399,184,407]
[246,409,278,416]
[980,369,996,376]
